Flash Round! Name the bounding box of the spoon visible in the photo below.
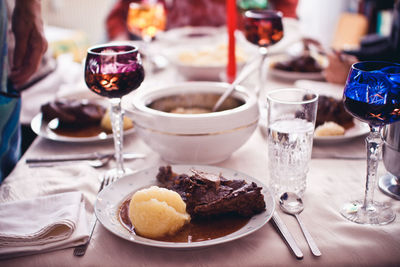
[279,192,322,257]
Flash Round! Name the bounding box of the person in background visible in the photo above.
[0,0,48,183]
[106,0,298,41]
[324,0,399,84]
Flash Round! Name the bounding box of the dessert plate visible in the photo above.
[31,113,135,143]
[95,165,275,249]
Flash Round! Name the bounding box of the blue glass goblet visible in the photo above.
[341,61,400,225]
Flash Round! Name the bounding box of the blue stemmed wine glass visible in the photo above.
[341,61,400,225]
[85,44,145,178]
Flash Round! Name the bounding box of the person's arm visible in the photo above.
[324,51,357,85]
[8,0,47,88]
[269,0,299,18]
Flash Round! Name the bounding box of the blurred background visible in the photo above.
[36,0,398,61]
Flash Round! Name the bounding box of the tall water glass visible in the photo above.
[266,88,318,198]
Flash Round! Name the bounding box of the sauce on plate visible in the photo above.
[118,198,250,242]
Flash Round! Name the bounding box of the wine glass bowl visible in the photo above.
[341,61,400,225]
[85,44,145,177]
[127,1,166,42]
[243,10,284,47]
[343,62,400,126]
[85,45,145,98]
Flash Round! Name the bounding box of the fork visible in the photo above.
[73,172,118,257]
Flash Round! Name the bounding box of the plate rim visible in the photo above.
[31,113,135,143]
[95,164,275,249]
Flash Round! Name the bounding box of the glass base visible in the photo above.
[378,173,400,200]
[340,199,395,225]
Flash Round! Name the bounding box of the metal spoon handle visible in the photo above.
[295,214,321,257]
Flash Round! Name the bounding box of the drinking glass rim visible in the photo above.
[244,9,283,19]
[87,43,138,55]
[351,61,400,74]
[266,88,318,104]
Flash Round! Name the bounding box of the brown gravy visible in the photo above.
[118,198,250,242]
[52,124,110,138]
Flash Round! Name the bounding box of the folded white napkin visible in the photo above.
[0,192,88,259]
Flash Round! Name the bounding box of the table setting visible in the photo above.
[1,4,400,267]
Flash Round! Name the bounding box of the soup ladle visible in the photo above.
[279,192,321,257]
[212,56,260,112]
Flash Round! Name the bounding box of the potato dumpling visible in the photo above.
[314,121,345,137]
[100,109,133,132]
[128,186,190,238]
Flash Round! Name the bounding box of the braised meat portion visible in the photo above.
[156,166,266,218]
[316,95,354,129]
[273,54,323,73]
[41,99,106,126]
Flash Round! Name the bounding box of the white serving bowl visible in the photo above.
[128,82,259,164]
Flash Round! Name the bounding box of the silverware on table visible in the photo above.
[26,152,146,164]
[73,172,118,257]
[279,192,321,257]
[271,212,304,259]
[25,152,146,168]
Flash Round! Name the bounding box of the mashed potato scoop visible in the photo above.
[128,186,190,238]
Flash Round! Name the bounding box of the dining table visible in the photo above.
[1,38,400,267]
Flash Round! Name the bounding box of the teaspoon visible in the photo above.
[279,192,322,257]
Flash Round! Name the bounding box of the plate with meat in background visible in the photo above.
[295,80,370,144]
[31,98,135,143]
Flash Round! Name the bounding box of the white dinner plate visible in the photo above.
[268,67,325,81]
[267,54,328,82]
[31,113,135,143]
[95,164,275,249]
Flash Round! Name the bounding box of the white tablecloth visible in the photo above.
[1,50,400,266]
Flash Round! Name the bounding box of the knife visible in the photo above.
[25,152,146,164]
[271,212,304,260]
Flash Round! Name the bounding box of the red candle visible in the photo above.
[226,0,237,83]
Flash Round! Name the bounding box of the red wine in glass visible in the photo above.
[85,71,145,98]
[243,10,284,47]
[84,44,145,177]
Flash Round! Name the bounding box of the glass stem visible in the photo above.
[363,125,382,211]
[257,47,268,96]
[110,98,125,176]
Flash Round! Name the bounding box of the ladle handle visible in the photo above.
[295,214,322,257]
[212,58,260,112]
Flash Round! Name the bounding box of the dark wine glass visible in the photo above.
[85,44,145,177]
[341,61,400,225]
[242,9,283,93]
